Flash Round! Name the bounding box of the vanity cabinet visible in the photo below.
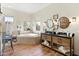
[40,33,74,56]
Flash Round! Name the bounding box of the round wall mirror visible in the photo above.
[46,19,53,29]
[59,17,71,29]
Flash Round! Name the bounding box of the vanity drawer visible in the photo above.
[61,38,70,47]
[41,35,47,39]
[46,36,51,41]
[52,36,62,44]
[41,35,51,41]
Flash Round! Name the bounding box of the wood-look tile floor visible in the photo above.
[3,44,62,56]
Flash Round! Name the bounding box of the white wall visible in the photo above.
[1,7,33,33]
[33,3,79,55]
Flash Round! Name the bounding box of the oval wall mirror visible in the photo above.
[59,17,71,29]
[46,19,53,29]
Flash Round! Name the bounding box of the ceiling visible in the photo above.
[1,3,51,13]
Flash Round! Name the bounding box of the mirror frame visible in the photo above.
[46,19,53,29]
[59,17,71,29]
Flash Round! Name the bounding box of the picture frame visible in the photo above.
[46,19,54,29]
[72,17,76,22]
[53,14,59,20]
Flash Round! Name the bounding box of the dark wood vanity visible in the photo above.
[40,32,74,56]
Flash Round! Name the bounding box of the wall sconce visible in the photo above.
[72,17,76,22]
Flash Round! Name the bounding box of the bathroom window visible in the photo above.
[4,16,14,22]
